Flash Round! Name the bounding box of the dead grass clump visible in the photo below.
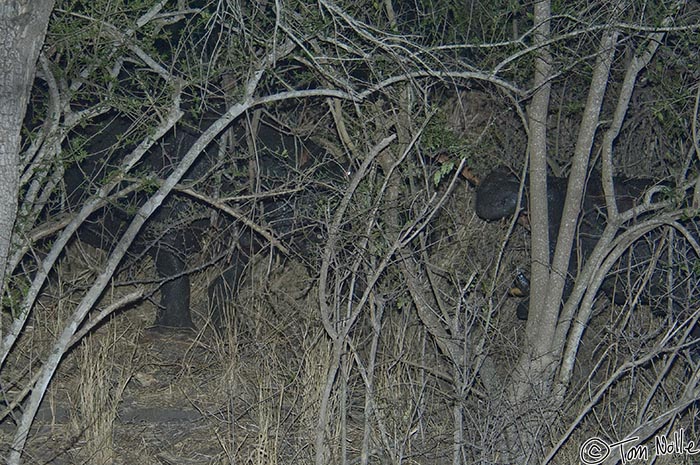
[73,329,133,465]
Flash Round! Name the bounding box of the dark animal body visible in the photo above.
[474,167,700,321]
[62,113,350,329]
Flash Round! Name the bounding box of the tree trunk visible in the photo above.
[499,1,553,460]
[517,0,553,389]
[0,0,55,298]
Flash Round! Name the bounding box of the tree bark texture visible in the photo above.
[0,0,55,294]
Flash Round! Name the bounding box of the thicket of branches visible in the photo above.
[1,1,700,464]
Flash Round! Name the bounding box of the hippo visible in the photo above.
[474,167,699,321]
[61,111,351,329]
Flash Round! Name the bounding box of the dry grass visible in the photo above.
[74,330,132,465]
[2,173,698,465]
